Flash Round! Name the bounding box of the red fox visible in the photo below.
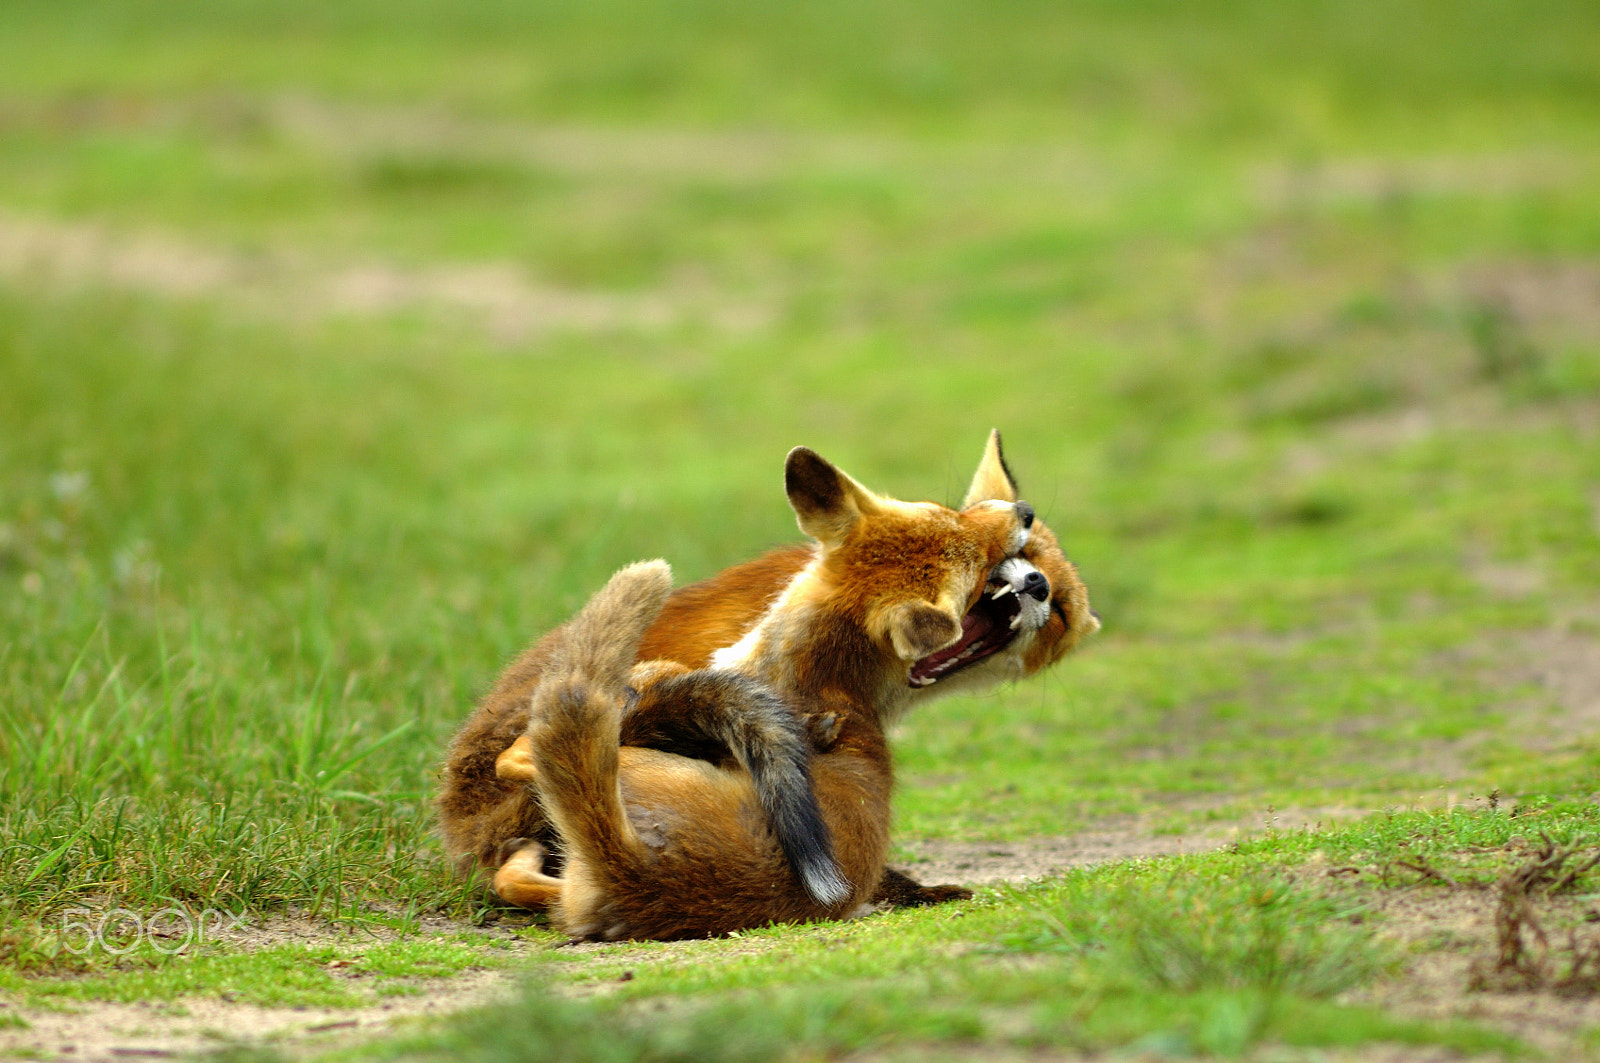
[436,432,1097,912]
[507,447,1078,939]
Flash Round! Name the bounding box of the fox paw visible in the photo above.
[805,711,843,751]
[871,866,973,908]
[494,734,538,783]
[898,883,974,906]
[492,840,563,910]
[493,836,534,867]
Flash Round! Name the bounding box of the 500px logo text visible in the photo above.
[61,907,245,955]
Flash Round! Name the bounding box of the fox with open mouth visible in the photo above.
[437,432,1098,923]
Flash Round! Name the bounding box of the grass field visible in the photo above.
[3,0,1600,1058]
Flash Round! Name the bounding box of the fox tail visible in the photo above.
[626,670,850,906]
[526,560,673,882]
[528,558,850,911]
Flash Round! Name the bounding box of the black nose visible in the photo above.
[1015,500,1035,529]
[1021,570,1049,601]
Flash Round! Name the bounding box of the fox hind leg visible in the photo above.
[804,711,843,752]
[495,735,538,783]
[492,840,563,910]
[871,867,974,908]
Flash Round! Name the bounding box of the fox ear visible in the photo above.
[962,429,1019,508]
[786,447,878,547]
[884,600,962,661]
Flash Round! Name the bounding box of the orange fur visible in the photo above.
[526,451,1042,939]
[637,544,816,669]
[436,432,1098,911]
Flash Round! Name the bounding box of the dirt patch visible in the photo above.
[0,911,537,1062]
[1337,864,1600,1058]
[0,968,513,1062]
[1456,258,1600,349]
[1500,625,1600,743]
[851,1043,1486,1063]
[1456,617,1600,755]
[0,209,770,342]
[882,799,1386,891]
[267,96,897,184]
[892,826,1253,888]
[1253,154,1590,210]
[197,908,532,953]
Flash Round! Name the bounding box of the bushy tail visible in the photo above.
[528,560,674,876]
[545,559,674,697]
[625,672,851,907]
[718,680,851,907]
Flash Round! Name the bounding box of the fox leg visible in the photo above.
[492,840,563,910]
[495,666,836,777]
[501,685,912,910]
[492,661,690,784]
[804,711,843,752]
[871,867,973,908]
[492,661,689,780]
[495,735,538,783]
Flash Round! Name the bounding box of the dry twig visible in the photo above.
[1469,836,1600,994]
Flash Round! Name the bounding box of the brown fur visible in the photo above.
[436,431,1098,905]
[525,449,1043,939]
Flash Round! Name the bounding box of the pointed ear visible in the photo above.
[962,429,1019,508]
[785,447,879,547]
[884,600,961,661]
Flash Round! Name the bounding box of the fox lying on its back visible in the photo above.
[506,446,1090,939]
[436,432,1098,910]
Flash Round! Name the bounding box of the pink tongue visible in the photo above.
[911,611,994,680]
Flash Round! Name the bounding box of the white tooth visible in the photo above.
[991,586,1014,600]
[1010,613,1022,630]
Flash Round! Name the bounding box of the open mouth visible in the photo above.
[907,559,1048,688]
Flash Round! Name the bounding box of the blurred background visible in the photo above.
[3,0,1599,913]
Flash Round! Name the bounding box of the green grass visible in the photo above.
[353,811,1550,1061]
[0,937,509,1008]
[0,934,512,1011]
[3,0,1600,1056]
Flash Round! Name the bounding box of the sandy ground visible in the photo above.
[0,967,514,1061]
[1343,883,1600,1058]
[0,910,537,1061]
[0,209,770,343]
[890,803,1376,890]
